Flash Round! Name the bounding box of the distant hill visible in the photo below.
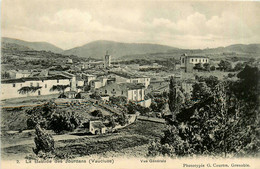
[224,44,260,54]
[2,37,64,53]
[63,40,178,59]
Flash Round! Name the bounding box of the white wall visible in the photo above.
[1,79,71,100]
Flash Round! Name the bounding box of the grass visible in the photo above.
[1,121,166,159]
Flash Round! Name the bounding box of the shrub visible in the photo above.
[49,111,81,134]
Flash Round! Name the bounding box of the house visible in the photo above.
[90,77,108,89]
[180,54,209,72]
[89,121,107,135]
[108,72,150,88]
[9,70,31,79]
[1,75,72,100]
[81,73,97,85]
[96,82,145,102]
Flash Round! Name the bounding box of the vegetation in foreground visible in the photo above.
[148,65,260,158]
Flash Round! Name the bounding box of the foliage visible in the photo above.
[168,77,185,118]
[150,66,260,157]
[33,125,54,155]
[91,110,103,117]
[194,63,203,71]
[203,63,211,71]
[50,85,70,94]
[109,96,127,105]
[26,101,57,129]
[218,60,232,71]
[115,113,128,126]
[126,101,150,115]
[18,86,42,94]
[234,62,244,71]
[210,65,216,71]
[49,111,81,134]
[150,97,167,112]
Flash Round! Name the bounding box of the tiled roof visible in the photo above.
[119,83,145,90]
[91,121,106,129]
[108,71,147,79]
[185,56,209,58]
[1,75,70,84]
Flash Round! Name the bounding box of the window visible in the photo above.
[206,59,208,63]
[195,59,197,62]
[121,91,124,95]
[42,80,44,82]
[38,90,41,96]
[45,84,47,88]
[13,83,15,87]
[203,59,204,62]
[191,59,194,62]
[37,83,39,87]
[113,89,115,91]
[57,80,59,83]
[105,90,107,94]
[30,82,33,87]
[199,59,201,62]
[182,58,185,63]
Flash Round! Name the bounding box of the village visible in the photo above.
[2,40,259,160]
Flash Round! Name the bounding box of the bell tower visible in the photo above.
[104,50,111,68]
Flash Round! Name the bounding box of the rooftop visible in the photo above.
[184,55,209,59]
[119,83,145,90]
[91,121,106,129]
[2,75,70,84]
[108,71,148,79]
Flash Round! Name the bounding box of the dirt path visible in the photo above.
[1,133,98,149]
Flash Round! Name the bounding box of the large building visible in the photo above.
[180,54,209,72]
[1,75,72,100]
[96,83,145,102]
[108,72,150,88]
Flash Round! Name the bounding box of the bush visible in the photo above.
[50,111,81,134]
[91,110,103,117]
[26,101,57,129]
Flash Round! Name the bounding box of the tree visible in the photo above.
[218,60,232,71]
[234,62,243,71]
[50,85,70,95]
[91,110,103,117]
[150,98,167,112]
[33,125,55,155]
[168,77,185,119]
[18,86,42,94]
[148,67,260,157]
[210,65,216,71]
[26,101,57,129]
[194,63,203,71]
[50,111,81,134]
[203,63,210,71]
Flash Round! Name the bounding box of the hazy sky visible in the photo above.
[1,0,260,49]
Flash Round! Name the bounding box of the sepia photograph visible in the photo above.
[1,0,260,169]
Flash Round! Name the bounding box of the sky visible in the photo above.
[1,0,260,50]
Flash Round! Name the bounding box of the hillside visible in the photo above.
[63,40,178,59]
[2,37,64,53]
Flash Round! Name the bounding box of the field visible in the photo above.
[1,120,166,160]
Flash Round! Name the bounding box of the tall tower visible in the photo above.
[104,50,111,68]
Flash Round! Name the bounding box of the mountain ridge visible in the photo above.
[2,37,260,59]
[2,37,64,53]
